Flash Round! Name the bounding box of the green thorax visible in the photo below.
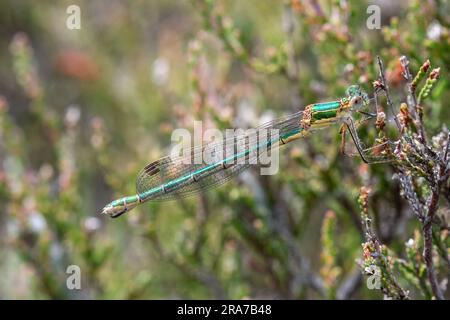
[311,100,341,120]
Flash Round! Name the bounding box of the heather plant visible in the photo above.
[0,0,448,299]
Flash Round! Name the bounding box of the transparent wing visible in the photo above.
[344,139,397,164]
[342,111,398,164]
[135,111,303,201]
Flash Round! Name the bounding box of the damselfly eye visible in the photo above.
[350,96,364,109]
[354,97,361,103]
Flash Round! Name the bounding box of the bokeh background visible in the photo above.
[0,0,448,299]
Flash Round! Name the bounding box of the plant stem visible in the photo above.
[399,56,427,143]
[422,199,444,300]
[422,167,445,300]
[377,56,401,132]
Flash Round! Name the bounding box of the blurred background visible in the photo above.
[0,0,448,299]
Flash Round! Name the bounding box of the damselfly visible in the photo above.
[102,85,393,218]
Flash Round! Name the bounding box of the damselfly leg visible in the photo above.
[341,117,395,164]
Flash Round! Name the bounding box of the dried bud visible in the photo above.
[429,67,440,80]
[375,111,386,130]
[373,79,384,91]
[399,103,411,132]
[362,242,374,260]
[422,60,431,73]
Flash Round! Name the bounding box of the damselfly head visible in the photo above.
[346,85,369,110]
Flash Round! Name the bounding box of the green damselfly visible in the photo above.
[102,85,394,218]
